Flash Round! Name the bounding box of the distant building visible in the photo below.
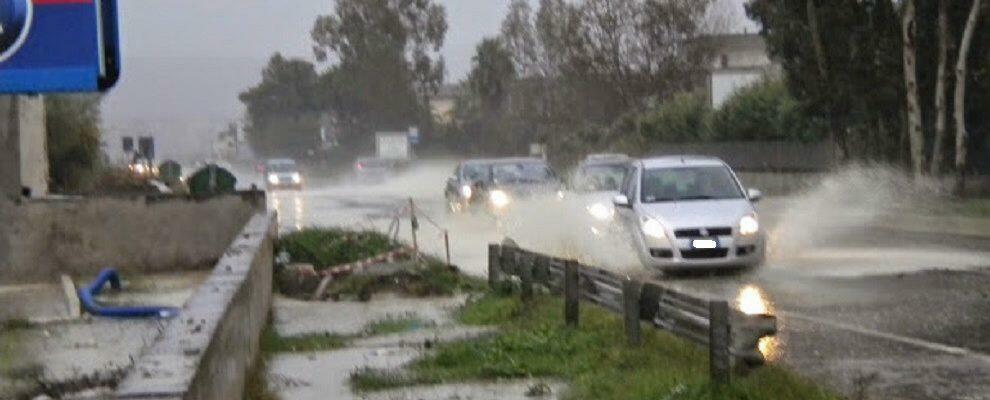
[430,84,462,124]
[707,33,779,108]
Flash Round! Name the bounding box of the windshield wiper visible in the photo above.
[677,195,716,201]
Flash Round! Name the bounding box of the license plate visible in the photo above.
[692,239,718,249]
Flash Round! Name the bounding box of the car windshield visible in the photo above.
[267,162,297,173]
[640,166,743,203]
[462,163,492,182]
[493,162,554,183]
[573,164,627,192]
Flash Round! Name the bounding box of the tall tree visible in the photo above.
[930,0,951,175]
[901,0,926,177]
[502,0,540,78]
[469,39,517,114]
[311,0,447,105]
[954,0,984,192]
[239,54,322,157]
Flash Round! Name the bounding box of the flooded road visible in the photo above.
[260,160,990,400]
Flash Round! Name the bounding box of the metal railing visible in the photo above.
[489,241,778,384]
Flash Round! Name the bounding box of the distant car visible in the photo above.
[264,159,303,190]
[128,156,158,178]
[353,157,393,184]
[445,157,563,214]
[613,156,765,272]
[570,154,632,235]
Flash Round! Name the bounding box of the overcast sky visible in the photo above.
[101,0,751,159]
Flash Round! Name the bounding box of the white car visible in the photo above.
[613,156,765,272]
[569,154,632,235]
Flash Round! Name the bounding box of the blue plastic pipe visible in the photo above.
[78,268,180,319]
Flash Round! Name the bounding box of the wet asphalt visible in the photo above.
[260,163,990,400]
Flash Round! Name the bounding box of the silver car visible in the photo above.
[613,156,765,272]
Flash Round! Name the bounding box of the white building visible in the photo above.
[707,33,778,108]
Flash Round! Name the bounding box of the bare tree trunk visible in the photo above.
[931,0,951,176]
[954,0,983,195]
[901,0,925,178]
[806,0,845,160]
[807,0,828,80]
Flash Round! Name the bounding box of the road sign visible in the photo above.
[408,126,420,145]
[0,0,120,94]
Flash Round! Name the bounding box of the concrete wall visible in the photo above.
[18,96,47,198]
[115,212,275,400]
[0,96,48,200]
[0,193,262,284]
[1,97,22,200]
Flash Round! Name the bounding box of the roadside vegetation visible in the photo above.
[938,198,990,218]
[277,228,393,271]
[276,227,485,300]
[351,293,840,400]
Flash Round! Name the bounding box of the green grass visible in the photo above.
[363,316,430,336]
[351,294,840,400]
[260,326,347,353]
[939,198,990,218]
[278,228,393,271]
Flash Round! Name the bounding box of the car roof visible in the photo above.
[266,158,296,164]
[583,153,630,162]
[462,157,547,166]
[638,156,728,168]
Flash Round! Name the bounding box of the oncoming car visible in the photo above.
[445,158,563,214]
[353,157,393,184]
[264,159,303,190]
[570,154,632,235]
[613,156,765,272]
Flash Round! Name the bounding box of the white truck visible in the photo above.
[375,131,411,161]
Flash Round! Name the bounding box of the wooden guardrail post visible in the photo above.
[709,300,731,385]
[622,277,642,346]
[564,260,580,327]
[487,244,501,289]
[520,253,534,301]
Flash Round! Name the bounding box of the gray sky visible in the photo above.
[101,0,750,160]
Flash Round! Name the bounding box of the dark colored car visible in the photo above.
[353,157,393,184]
[445,157,563,214]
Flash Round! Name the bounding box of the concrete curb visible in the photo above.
[876,214,990,239]
[114,212,276,400]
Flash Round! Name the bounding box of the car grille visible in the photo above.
[674,227,733,238]
[650,249,673,258]
[680,249,729,259]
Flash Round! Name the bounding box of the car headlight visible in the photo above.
[641,217,666,239]
[267,174,279,185]
[587,202,614,221]
[291,172,302,183]
[460,185,473,199]
[556,190,566,200]
[490,190,511,209]
[740,214,760,236]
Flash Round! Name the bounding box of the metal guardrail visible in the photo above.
[489,242,778,384]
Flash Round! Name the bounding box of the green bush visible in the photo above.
[709,80,823,142]
[638,91,711,142]
[278,228,393,270]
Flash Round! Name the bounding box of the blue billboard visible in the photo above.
[0,0,120,94]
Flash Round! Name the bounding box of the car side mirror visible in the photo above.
[747,188,763,202]
[613,194,631,208]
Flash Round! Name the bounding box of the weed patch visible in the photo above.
[278,228,393,271]
[352,293,840,400]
